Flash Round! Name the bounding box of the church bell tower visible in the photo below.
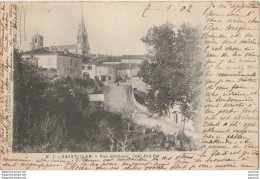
[76,8,90,56]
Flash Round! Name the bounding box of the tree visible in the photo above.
[97,108,137,152]
[13,49,96,152]
[13,49,49,151]
[139,22,203,132]
[97,108,169,152]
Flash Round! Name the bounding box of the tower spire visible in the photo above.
[76,7,90,56]
[81,7,84,25]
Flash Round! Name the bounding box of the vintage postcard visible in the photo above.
[0,1,259,170]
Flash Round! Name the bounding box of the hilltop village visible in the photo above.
[14,8,201,153]
[20,10,195,137]
[21,11,150,104]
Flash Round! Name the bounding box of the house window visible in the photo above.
[83,73,90,78]
[35,38,37,43]
[101,75,106,82]
[70,59,73,66]
[82,66,86,70]
[87,66,92,70]
[108,76,111,80]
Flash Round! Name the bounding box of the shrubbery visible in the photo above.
[13,49,195,152]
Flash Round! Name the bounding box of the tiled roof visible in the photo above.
[104,56,122,62]
[32,33,43,38]
[22,47,83,59]
[56,52,83,59]
[22,47,53,55]
[117,63,139,70]
[97,63,116,67]
[121,55,144,59]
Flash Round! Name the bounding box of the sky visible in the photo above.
[17,2,203,56]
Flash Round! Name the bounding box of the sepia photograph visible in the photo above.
[0,1,258,170]
[13,3,203,153]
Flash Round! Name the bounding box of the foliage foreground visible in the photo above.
[13,47,197,152]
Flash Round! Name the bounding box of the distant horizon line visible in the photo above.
[18,46,146,57]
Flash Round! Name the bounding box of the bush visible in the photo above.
[13,49,195,153]
[133,90,146,105]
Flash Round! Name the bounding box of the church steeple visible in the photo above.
[80,7,84,28]
[76,8,90,56]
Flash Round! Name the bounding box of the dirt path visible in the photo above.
[103,83,134,112]
[103,83,200,140]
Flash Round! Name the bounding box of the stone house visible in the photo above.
[22,47,82,78]
[121,55,144,64]
[82,62,96,79]
[117,63,140,83]
[82,63,117,83]
[96,64,117,82]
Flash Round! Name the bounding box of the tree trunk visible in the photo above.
[109,145,113,152]
[122,144,126,152]
[180,117,186,133]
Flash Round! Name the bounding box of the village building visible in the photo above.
[82,62,96,79]
[24,10,147,85]
[121,55,144,64]
[103,61,121,65]
[116,63,139,83]
[82,63,117,83]
[30,33,43,50]
[102,56,122,65]
[102,55,144,65]
[96,64,117,82]
[116,63,132,83]
[88,94,105,111]
[22,9,94,79]
[22,47,83,78]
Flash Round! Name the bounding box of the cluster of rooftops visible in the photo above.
[22,46,145,65]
